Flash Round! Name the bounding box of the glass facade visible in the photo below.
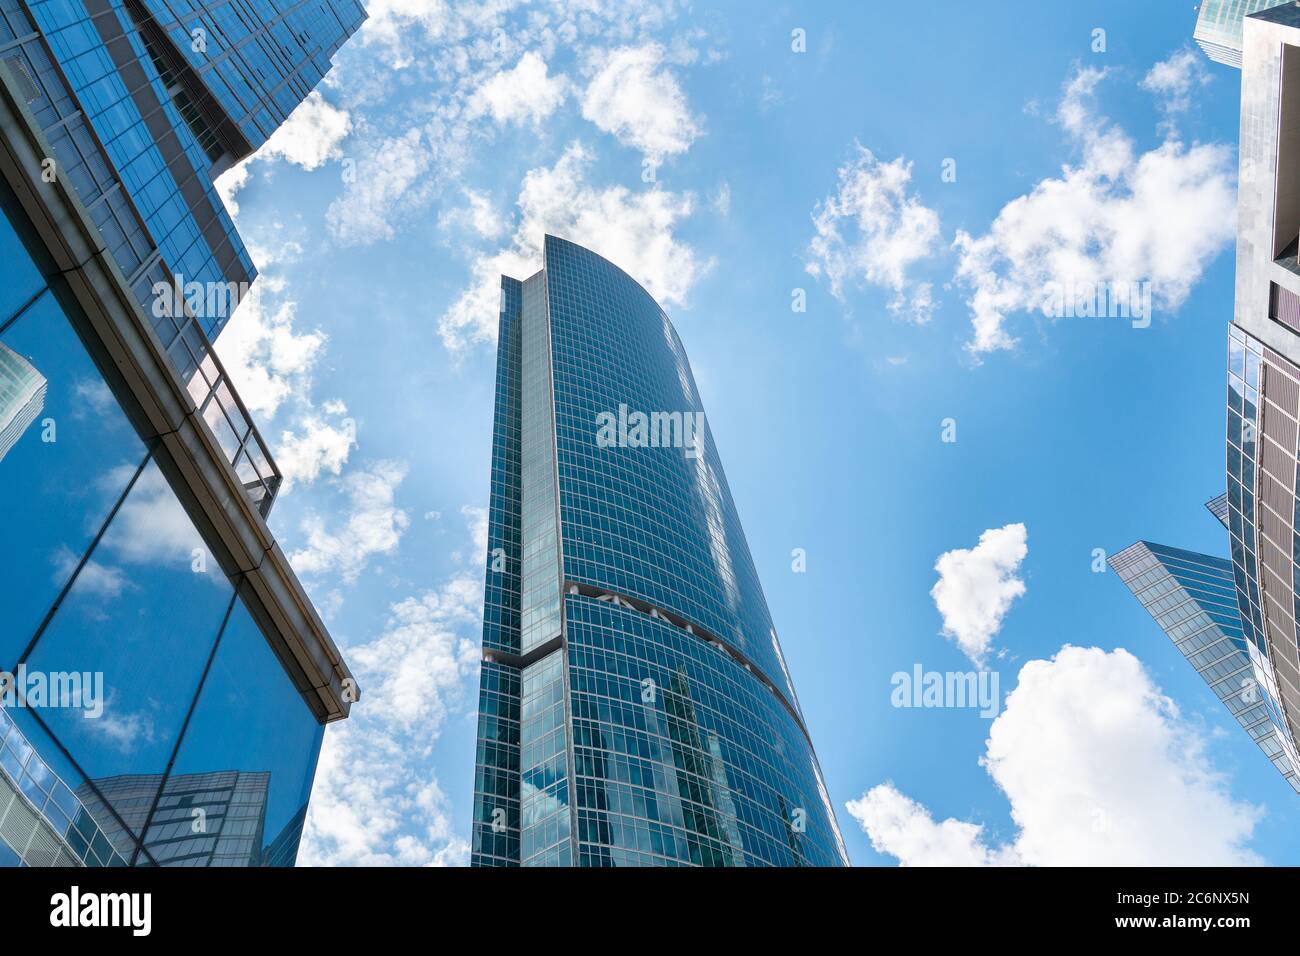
[0,0,356,862]
[0,0,364,343]
[1113,11,1300,799]
[1194,0,1286,67]
[472,236,850,867]
[1110,541,1300,792]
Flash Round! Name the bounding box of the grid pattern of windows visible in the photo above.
[470,282,523,866]
[1194,0,1285,67]
[138,0,364,148]
[481,279,522,658]
[545,236,801,711]
[81,770,269,866]
[471,662,519,865]
[1111,541,1300,791]
[519,650,570,866]
[0,705,124,865]
[519,270,563,653]
[1227,327,1300,763]
[2,0,282,514]
[568,596,846,866]
[470,236,849,866]
[23,0,256,326]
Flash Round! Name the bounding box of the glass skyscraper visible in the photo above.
[1114,4,1300,797]
[1,0,364,341]
[0,0,363,866]
[471,235,849,867]
[1194,0,1287,67]
[1110,542,1300,791]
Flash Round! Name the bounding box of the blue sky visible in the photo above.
[209,0,1299,865]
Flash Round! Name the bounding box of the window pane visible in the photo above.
[0,192,45,321]
[0,293,147,668]
[22,457,234,850]
[147,581,323,867]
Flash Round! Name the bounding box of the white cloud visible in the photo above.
[276,408,357,488]
[209,266,358,493]
[298,569,481,866]
[711,182,730,216]
[847,785,1016,866]
[348,576,481,730]
[469,51,568,126]
[215,277,326,420]
[953,66,1236,356]
[439,142,706,352]
[930,523,1027,666]
[581,43,701,161]
[289,460,411,583]
[451,505,488,565]
[805,144,940,323]
[214,162,250,220]
[1142,48,1211,115]
[212,92,351,220]
[438,188,507,239]
[72,379,116,417]
[848,646,1264,866]
[310,1,701,248]
[354,0,456,67]
[259,90,353,170]
[326,127,434,245]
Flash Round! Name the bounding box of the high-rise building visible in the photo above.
[470,236,849,867]
[1113,5,1300,797]
[1,0,364,342]
[78,770,277,866]
[0,0,363,867]
[1194,0,1287,67]
[0,340,45,462]
[1110,542,1300,791]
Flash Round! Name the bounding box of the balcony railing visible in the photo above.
[149,304,282,516]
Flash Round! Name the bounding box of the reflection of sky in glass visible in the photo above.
[27,457,234,782]
[164,587,323,854]
[0,293,147,670]
[0,224,322,866]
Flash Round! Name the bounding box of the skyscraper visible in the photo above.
[471,235,850,867]
[1194,0,1286,67]
[0,0,363,866]
[0,340,45,463]
[1110,542,1300,791]
[1113,4,1300,796]
[1,0,364,342]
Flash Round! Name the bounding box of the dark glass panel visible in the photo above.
[149,582,322,866]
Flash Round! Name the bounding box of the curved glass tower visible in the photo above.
[471,235,849,867]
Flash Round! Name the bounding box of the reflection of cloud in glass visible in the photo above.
[71,377,115,419]
[50,545,129,600]
[0,341,47,464]
[82,694,156,753]
[97,463,209,571]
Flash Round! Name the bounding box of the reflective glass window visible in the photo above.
[149,582,322,866]
[0,291,147,668]
[22,457,234,847]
